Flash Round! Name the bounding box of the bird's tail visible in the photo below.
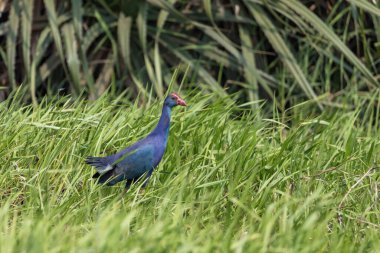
[96,170,115,184]
[86,156,122,185]
[85,156,113,174]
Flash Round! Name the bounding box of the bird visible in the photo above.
[85,92,187,190]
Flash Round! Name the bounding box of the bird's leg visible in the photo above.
[124,170,153,192]
[141,169,153,188]
[124,179,135,191]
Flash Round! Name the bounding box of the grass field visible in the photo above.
[0,92,379,252]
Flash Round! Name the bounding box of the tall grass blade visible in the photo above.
[62,23,81,95]
[118,12,148,96]
[348,0,380,17]
[238,23,259,104]
[43,0,65,64]
[137,2,158,95]
[153,10,169,98]
[20,0,33,75]
[6,0,21,90]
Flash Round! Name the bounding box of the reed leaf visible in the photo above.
[245,2,322,109]
[6,0,20,89]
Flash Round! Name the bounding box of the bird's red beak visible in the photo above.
[171,92,187,106]
[177,97,187,106]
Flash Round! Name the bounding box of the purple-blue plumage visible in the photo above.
[86,93,186,189]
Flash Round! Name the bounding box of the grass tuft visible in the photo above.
[0,92,379,252]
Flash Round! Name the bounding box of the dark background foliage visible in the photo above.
[0,0,379,108]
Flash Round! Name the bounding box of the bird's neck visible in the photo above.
[151,104,172,137]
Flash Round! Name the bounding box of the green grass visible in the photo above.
[0,92,379,252]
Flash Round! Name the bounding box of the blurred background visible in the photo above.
[0,0,379,109]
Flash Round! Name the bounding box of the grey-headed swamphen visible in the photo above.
[86,93,187,189]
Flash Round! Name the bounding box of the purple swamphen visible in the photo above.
[86,93,187,189]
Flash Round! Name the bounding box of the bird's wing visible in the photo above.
[113,144,155,179]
